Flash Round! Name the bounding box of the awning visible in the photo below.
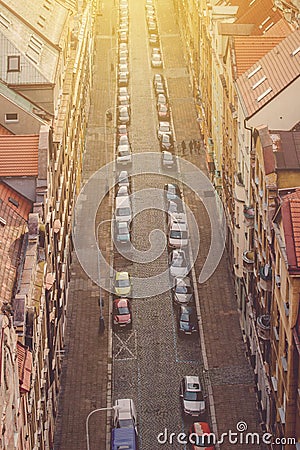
[17,342,32,393]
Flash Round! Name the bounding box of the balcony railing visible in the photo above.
[244,205,254,227]
[257,314,270,340]
[242,250,254,272]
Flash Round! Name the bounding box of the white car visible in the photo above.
[115,196,132,223]
[113,398,138,433]
[116,185,130,198]
[117,145,132,166]
[180,376,206,416]
[118,170,130,188]
[151,53,163,68]
[168,211,187,228]
[157,121,171,138]
[161,150,175,170]
[169,249,189,278]
[118,106,130,124]
[172,276,193,305]
[169,221,189,248]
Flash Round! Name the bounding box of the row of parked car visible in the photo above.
[111,3,136,448]
[116,0,132,175]
[146,2,163,68]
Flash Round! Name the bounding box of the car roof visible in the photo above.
[171,222,187,231]
[192,422,211,436]
[176,276,191,286]
[119,170,128,178]
[185,375,201,391]
[116,271,129,280]
[114,298,129,307]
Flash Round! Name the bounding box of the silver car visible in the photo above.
[172,277,193,305]
[180,376,206,416]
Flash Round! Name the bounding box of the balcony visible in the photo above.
[244,205,254,227]
[257,314,270,340]
[242,250,254,272]
[234,172,245,202]
[259,264,272,291]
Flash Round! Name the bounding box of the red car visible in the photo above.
[113,298,132,330]
[189,422,215,449]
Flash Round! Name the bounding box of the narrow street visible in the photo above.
[54,0,264,449]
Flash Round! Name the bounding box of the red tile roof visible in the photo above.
[0,182,32,304]
[233,36,284,77]
[235,0,284,34]
[0,135,39,177]
[281,189,300,272]
[236,29,300,118]
[0,124,13,136]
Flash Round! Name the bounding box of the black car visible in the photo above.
[159,133,174,152]
[177,305,198,335]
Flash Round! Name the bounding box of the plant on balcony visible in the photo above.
[257,314,271,340]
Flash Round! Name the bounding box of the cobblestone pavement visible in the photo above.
[54,0,265,449]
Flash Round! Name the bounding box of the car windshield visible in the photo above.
[184,391,203,401]
[119,226,129,235]
[172,257,184,267]
[119,419,134,428]
[119,149,130,157]
[176,284,191,294]
[117,207,131,216]
[170,230,188,239]
[116,279,130,287]
[164,153,173,161]
[117,306,130,315]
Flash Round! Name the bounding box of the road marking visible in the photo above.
[114,330,137,360]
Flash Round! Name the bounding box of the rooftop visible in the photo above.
[0,181,32,305]
[0,135,39,177]
[236,29,300,118]
[233,36,284,77]
[281,189,300,272]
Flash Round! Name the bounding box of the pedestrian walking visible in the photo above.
[181,140,186,153]
[189,139,193,154]
[196,140,201,153]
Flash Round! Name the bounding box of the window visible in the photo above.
[5,113,19,123]
[7,55,20,72]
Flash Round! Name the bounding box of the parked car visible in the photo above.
[164,183,182,202]
[111,428,138,450]
[118,63,129,75]
[149,33,159,46]
[119,43,129,55]
[180,376,206,416]
[169,221,189,247]
[167,199,184,217]
[113,298,132,329]
[118,134,130,147]
[115,221,131,245]
[114,271,131,297]
[157,103,170,120]
[159,133,174,151]
[115,196,132,223]
[153,73,164,87]
[117,106,130,124]
[118,94,130,109]
[151,53,163,68]
[113,398,138,432]
[189,422,215,450]
[154,81,165,96]
[118,86,129,96]
[118,170,130,189]
[157,93,168,107]
[161,150,176,170]
[117,144,132,167]
[117,124,128,139]
[169,249,189,278]
[157,121,171,139]
[118,72,129,87]
[172,276,193,305]
[177,305,198,335]
[116,185,130,198]
[148,20,157,33]
[119,31,128,43]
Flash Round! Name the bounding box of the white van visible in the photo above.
[115,196,132,223]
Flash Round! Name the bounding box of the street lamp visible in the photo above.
[86,405,118,450]
[96,219,113,333]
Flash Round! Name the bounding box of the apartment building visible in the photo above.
[0,0,95,448]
